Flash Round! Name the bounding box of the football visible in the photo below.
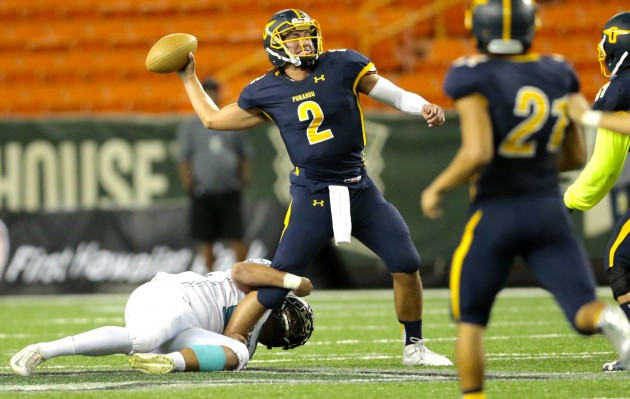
[145,33,198,74]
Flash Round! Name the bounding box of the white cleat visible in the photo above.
[129,353,176,374]
[598,306,630,373]
[10,344,46,376]
[402,338,453,366]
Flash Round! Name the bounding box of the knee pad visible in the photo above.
[257,286,290,309]
[386,250,420,273]
[221,340,250,371]
[129,334,160,354]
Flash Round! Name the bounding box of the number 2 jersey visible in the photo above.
[238,50,376,192]
[444,54,580,201]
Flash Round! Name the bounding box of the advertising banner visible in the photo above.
[0,115,617,292]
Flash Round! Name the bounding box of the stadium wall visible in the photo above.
[0,115,617,294]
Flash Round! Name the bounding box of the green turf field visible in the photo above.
[0,288,628,398]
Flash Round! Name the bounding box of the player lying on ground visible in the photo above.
[9,259,314,375]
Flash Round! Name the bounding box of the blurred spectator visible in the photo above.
[176,77,252,272]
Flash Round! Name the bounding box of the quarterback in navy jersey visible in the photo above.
[174,9,451,366]
[420,1,630,397]
[564,11,630,372]
[239,49,374,188]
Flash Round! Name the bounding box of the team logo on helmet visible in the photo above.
[466,0,538,55]
[597,12,630,77]
[262,9,323,68]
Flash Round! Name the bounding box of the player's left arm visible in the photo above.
[579,110,630,134]
[564,127,630,211]
[566,90,630,133]
[421,94,493,219]
[359,74,445,127]
[230,262,313,297]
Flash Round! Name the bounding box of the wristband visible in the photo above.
[283,273,301,290]
[581,110,603,129]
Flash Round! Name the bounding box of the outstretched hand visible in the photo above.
[422,103,445,127]
[177,52,196,80]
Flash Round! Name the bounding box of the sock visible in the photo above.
[620,302,630,321]
[40,326,132,359]
[462,393,486,399]
[399,320,422,346]
[167,352,186,372]
[462,387,486,399]
[38,337,75,360]
[73,326,133,356]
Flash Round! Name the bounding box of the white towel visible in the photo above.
[329,185,352,245]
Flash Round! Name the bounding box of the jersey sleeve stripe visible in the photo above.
[352,61,376,95]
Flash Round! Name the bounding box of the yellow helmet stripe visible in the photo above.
[503,0,512,40]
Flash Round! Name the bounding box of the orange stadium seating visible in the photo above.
[0,0,622,116]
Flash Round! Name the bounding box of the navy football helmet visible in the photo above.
[258,293,314,350]
[262,9,323,68]
[598,12,630,77]
[465,0,538,55]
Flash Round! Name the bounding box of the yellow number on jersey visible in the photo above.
[297,101,334,145]
[498,86,569,157]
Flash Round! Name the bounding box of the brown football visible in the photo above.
[146,33,198,74]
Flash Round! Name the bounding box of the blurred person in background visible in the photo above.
[564,11,630,372]
[173,8,452,367]
[177,77,252,272]
[421,1,630,397]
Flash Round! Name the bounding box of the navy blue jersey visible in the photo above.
[593,68,630,112]
[238,50,375,191]
[444,54,580,200]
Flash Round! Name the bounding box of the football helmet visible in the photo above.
[258,293,314,350]
[465,0,537,55]
[262,9,323,68]
[598,12,630,77]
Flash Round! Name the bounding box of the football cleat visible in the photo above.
[402,338,453,366]
[10,344,46,376]
[129,353,176,374]
[597,305,630,373]
[603,359,626,372]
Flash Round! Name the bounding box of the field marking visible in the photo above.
[0,366,624,393]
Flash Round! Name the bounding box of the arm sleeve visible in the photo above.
[564,127,630,210]
[367,77,429,115]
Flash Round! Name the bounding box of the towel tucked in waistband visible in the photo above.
[328,185,351,245]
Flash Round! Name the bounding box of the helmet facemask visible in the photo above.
[263,11,323,68]
[258,294,314,350]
